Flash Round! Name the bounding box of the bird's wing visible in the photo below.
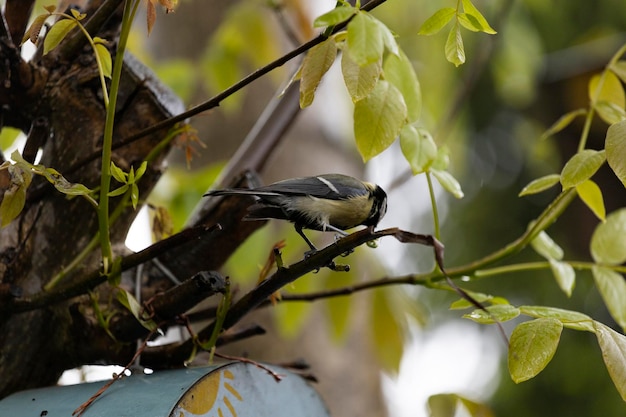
[256,174,368,200]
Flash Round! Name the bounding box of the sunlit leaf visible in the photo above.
[508,318,563,383]
[589,71,625,124]
[383,50,422,122]
[445,23,465,67]
[43,19,77,55]
[300,38,337,108]
[519,174,561,196]
[606,120,626,188]
[450,292,509,310]
[540,109,587,140]
[519,305,595,332]
[576,179,605,221]
[341,51,381,102]
[595,100,626,125]
[548,259,576,298]
[372,16,399,56]
[590,208,626,264]
[400,125,437,174]
[464,304,520,323]
[0,165,31,227]
[431,169,464,198]
[371,289,403,371]
[531,230,564,260]
[461,0,497,34]
[110,161,127,184]
[347,12,384,66]
[592,266,626,331]
[457,13,482,32]
[593,321,626,401]
[610,60,626,84]
[313,4,357,28]
[560,149,606,189]
[70,8,86,20]
[116,289,157,331]
[94,43,112,78]
[354,80,407,161]
[418,7,455,35]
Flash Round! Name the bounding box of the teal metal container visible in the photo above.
[0,362,330,416]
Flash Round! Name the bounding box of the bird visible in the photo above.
[203,174,388,252]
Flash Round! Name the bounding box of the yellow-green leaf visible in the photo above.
[519,174,561,196]
[300,38,337,108]
[116,289,157,331]
[508,318,563,383]
[610,60,626,84]
[371,289,403,371]
[43,19,77,55]
[560,149,606,189]
[548,259,576,297]
[0,165,31,227]
[589,71,626,124]
[372,16,399,56]
[94,43,112,78]
[595,100,626,125]
[531,230,564,260]
[540,108,587,140]
[461,0,497,34]
[463,304,520,324]
[576,179,605,221]
[341,51,381,102]
[593,321,626,401]
[606,120,626,188]
[445,23,465,67]
[354,80,407,161]
[313,5,357,28]
[400,125,437,175]
[418,7,455,35]
[519,305,594,332]
[457,13,482,32]
[383,50,421,122]
[431,169,464,198]
[592,266,626,331]
[590,208,626,264]
[347,12,383,66]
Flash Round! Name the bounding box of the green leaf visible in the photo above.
[548,259,576,298]
[383,50,422,122]
[595,100,626,125]
[43,19,77,55]
[324,272,355,341]
[508,318,563,383]
[0,165,31,227]
[116,289,158,331]
[592,266,626,331]
[461,0,497,34]
[540,109,587,140]
[519,305,594,332]
[589,71,625,108]
[313,5,357,28]
[70,8,86,20]
[371,289,403,371]
[593,321,626,401]
[576,179,605,221]
[341,51,381,102]
[372,17,399,56]
[590,208,626,264]
[354,80,407,161]
[300,38,337,108]
[107,184,129,197]
[94,43,112,78]
[463,304,520,323]
[457,13,482,32]
[347,12,384,66]
[560,149,606,189]
[431,169,464,198]
[531,230,564,260]
[400,125,437,174]
[134,161,148,182]
[450,291,509,310]
[110,161,127,184]
[610,60,626,84]
[445,23,465,67]
[418,7,455,35]
[519,174,561,196]
[606,120,626,188]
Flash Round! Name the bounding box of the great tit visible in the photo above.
[203,174,388,251]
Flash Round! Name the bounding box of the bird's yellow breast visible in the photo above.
[288,195,373,230]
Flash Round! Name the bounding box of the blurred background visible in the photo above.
[45,0,626,415]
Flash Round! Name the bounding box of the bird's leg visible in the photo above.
[295,224,318,255]
[323,224,353,257]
